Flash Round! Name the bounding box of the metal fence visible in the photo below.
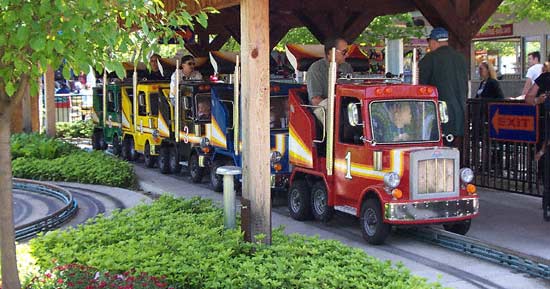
[464,98,550,220]
[55,93,92,123]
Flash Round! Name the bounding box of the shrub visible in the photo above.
[10,133,78,160]
[29,196,443,289]
[24,264,173,289]
[12,151,135,188]
[56,120,94,139]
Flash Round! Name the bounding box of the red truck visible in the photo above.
[287,81,478,244]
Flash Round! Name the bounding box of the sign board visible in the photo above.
[474,24,513,39]
[488,103,538,143]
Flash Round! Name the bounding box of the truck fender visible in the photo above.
[358,185,390,217]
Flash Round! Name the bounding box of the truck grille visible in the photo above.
[417,158,454,194]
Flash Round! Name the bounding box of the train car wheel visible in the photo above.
[144,143,156,168]
[158,146,171,174]
[443,220,471,235]
[288,179,312,221]
[189,153,204,183]
[112,135,121,156]
[210,159,225,192]
[311,182,334,222]
[360,198,390,245]
[169,147,182,174]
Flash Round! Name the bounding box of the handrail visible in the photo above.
[13,179,78,241]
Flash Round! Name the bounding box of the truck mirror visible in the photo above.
[439,101,449,124]
[347,103,362,127]
[183,96,192,110]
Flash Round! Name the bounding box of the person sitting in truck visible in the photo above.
[307,37,353,128]
[146,53,168,80]
[196,100,211,121]
[371,102,415,143]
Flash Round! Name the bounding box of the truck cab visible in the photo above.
[119,80,171,167]
[157,81,214,183]
[288,83,478,244]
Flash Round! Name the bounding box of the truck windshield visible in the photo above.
[369,100,439,144]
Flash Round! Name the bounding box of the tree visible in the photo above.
[0,1,206,288]
[493,0,550,23]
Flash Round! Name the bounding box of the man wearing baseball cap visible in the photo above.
[419,27,468,152]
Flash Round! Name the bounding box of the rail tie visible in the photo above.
[13,179,78,241]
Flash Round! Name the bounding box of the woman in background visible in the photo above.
[476,61,504,99]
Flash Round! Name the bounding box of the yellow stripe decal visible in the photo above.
[211,117,227,149]
[289,125,313,168]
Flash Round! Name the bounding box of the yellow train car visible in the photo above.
[120,80,172,167]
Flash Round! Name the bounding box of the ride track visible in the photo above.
[132,161,550,287]
[12,179,126,241]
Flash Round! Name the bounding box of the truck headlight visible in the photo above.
[384,172,400,189]
[152,129,160,139]
[460,168,474,183]
[270,151,282,163]
[200,137,210,148]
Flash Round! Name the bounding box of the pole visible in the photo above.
[102,70,107,127]
[234,55,240,155]
[133,66,137,133]
[240,0,271,244]
[44,66,56,137]
[412,48,418,85]
[326,48,337,176]
[175,59,180,142]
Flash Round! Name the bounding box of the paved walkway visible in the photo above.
[134,164,550,289]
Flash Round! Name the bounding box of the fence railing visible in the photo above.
[464,98,550,220]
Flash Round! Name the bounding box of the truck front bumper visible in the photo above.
[384,197,478,223]
[270,174,289,191]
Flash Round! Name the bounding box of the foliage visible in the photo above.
[29,196,443,289]
[12,151,135,188]
[474,41,518,56]
[0,0,208,100]
[494,0,550,24]
[10,133,78,160]
[24,264,172,289]
[56,120,94,139]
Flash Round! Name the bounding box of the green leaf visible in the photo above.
[114,62,126,79]
[29,37,46,51]
[5,81,15,96]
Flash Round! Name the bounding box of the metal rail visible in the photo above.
[400,227,550,280]
[13,179,78,241]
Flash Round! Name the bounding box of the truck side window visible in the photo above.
[339,96,363,145]
[138,91,147,116]
[106,91,115,112]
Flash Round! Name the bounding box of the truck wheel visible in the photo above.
[169,147,181,174]
[360,198,391,245]
[92,131,102,150]
[189,153,204,183]
[311,182,334,222]
[121,138,131,161]
[158,146,170,174]
[288,179,312,221]
[443,220,471,235]
[210,159,226,192]
[144,143,156,168]
[112,135,121,156]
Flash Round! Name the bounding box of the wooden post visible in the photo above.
[21,83,32,132]
[44,66,56,137]
[240,0,271,244]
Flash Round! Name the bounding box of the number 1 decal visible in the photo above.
[345,151,352,179]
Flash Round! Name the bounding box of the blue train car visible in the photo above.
[204,82,303,192]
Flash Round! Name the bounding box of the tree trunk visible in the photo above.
[0,103,21,289]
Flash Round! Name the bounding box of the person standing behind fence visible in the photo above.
[526,62,550,161]
[476,61,504,99]
[419,27,468,148]
[521,51,543,96]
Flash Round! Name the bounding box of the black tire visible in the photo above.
[169,147,182,174]
[189,153,204,183]
[210,159,225,192]
[112,135,121,156]
[360,198,391,245]
[121,137,131,161]
[288,179,312,221]
[158,146,171,174]
[311,182,334,222]
[92,130,102,150]
[443,220,471,235]
[144,143,156,168]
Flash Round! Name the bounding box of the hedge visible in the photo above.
[29,196,444,289]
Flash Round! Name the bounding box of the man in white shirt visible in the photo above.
[522,51,543,95]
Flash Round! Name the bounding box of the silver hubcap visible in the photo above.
[363,208,378,236]
[290,189,302,213]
